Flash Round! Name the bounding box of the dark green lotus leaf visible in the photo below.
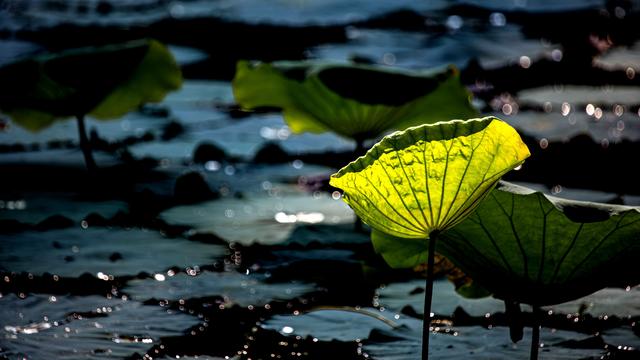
[371,228,428,269]
[438,181,640,306]
[0,39,182,131]
[232,60,478,140]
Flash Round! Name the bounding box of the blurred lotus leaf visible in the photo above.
[439,181,640,306]
[232,60,478,142]
[0,39,182,131]
[329,117,530,238]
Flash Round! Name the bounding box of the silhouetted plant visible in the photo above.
[0,39,182,171]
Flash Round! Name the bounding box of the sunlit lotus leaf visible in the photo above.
[0,39,182,131]
[329,117,530,239]
[439,181,640,306]
[232,60,478,140]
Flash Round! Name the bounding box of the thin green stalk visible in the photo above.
[422,232,438,360]
[530,306,541,360]
[76,115,97,172]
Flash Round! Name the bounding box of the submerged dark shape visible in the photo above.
[174,171,218,204]
[0,39,182,169]
[193,142,227,164]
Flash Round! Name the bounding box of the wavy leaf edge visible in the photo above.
[330,116,531,238]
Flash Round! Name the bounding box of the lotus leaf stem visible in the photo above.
[506,300,524,343]
[422,232,438,360]
[530,306,541,360]
[76,115,97,172]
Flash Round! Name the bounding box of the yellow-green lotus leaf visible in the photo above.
[232,60,478,141]
[90,40,182,119]
[330,117,530,238]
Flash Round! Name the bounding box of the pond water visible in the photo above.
[1,0,640,359]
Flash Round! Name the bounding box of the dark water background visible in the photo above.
[1,0,639,359]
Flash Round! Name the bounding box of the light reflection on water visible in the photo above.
[0,294,200,359]
[0,0,606,27]
[0,227,228,276]
[274,211,325,224]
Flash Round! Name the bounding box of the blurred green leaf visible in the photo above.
[232,60,478,141]
[0,39,182,131]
